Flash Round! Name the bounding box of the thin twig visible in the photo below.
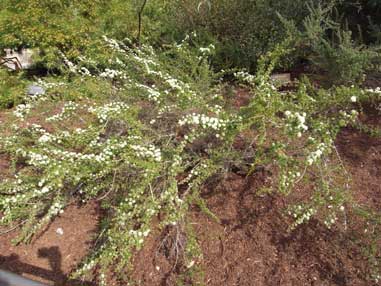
[137,0,148,46]
[97,169,117,201]
[0,220,27,235]
[333,144,351,231]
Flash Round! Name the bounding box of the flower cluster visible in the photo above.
[179,113,228,137]
[234,71,255,84]
[60,52,78,73]
[284,110,308,137]
[13,103,32,119]
[338,109,358,126]
[38,133,55,144]
[288,204,317,229]
[47,101,79,122]
[45,139,128,164]
[199,45,215,54]
[135,83,161,103]
[365,87,381,95]
[280,170,302,192]
[79,67,92,77]
[306,141,331,165]
[28,151,51,166]
[36,78,66,90]
[128,228,151,245]
[99,68,127,80]
[88,102,129,123]
[199,44,215,56]
[131,144,162,162]
[102,35,126,53]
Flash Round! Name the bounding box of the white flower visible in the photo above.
[234,71,255,84]
[38,134,52,143]
[41,186,50,194]
[14,103,32,119]
[285,111,308,136]
[350,96,357,103]
[99,68,126,79]
[179,113,228,136]
[131,144,162,162]
[88,102,129,123]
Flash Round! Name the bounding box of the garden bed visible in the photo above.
[0,102,379,286]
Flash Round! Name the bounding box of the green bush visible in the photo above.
[308,29,380,85]
[0,0,149,69]
[0,1,101,53]
[157,0,314,71]
[0,70,25,108]
[281,1,381,85]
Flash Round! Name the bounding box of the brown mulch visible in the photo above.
[131,171,375,286]
[0,203,99,286]
[336,104,381,210]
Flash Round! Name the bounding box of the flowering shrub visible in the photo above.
[0,37,380,283]
[0,36,233,282]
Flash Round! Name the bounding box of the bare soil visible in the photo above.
[0,203,99,286]
[131,173,376,286]
[336,104,381,210]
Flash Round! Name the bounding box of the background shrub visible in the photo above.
[280,1,381,85]
[2,0,380,75]
[156,0,314,71]
[0,70,25,108]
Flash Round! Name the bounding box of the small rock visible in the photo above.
[56,227,64,235]
[27,85,45,96]
[270,73,291,85]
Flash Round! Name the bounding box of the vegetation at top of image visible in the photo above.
[0,0,381,285]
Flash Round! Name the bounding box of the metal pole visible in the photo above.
[0,270,48,286]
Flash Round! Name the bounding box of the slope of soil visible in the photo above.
[0,101,380,286]
[131,104,381,286]
[336,105,381,210]
[131,172,375,286]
